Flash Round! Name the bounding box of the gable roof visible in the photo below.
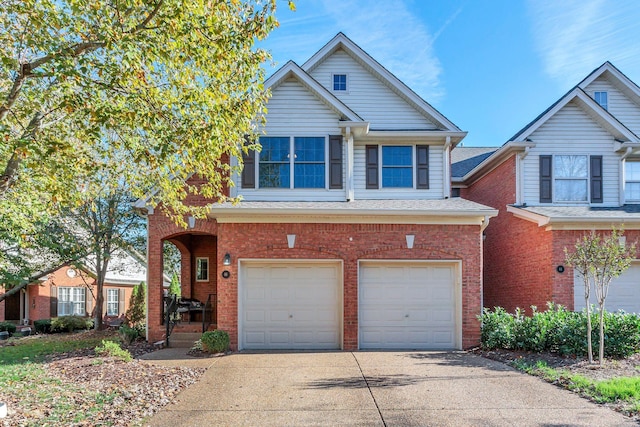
[509,86,639,143]
[264,60,365,123]
[301,32,463,133]
[578,61,640,106]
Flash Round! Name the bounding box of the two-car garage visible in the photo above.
[238,260,461,351]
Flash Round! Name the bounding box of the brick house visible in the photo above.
[138,33,497,351]
[1,249,149,325]
[453,62,640,314]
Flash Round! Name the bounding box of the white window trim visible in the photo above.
[379,145,415,189]
[552,154,589,204]
[58,287,86,316]
[256,136,330,190]
[624,158,640,203]
[594,91,608,110]
[196,257,209,282]
[106,288,119,316]
[331,73,349,93]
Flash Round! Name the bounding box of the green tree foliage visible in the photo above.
[168,272,181,298]
[0,0,292,288]
[126,281,146,328]
[565,228,636,366]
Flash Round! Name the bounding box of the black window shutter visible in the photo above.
[366,145,379,189]
[540,155,552,203]
[416,145,429,189]
[591,155,603,203]
[241,149,256,189]
[329,135,343,189]
[50,285,57,317]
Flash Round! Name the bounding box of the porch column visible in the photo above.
[146,233,164,343]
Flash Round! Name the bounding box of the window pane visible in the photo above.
[294,164,325,188]
[259,137,290,162]
[259,163,290,188]
[107,289,119,316]
[556,179,587,201]
[382,146,412,166]
[333,74,346,91]
[294,137,325,162]
[626,161,640,181]
[382,167,412,187]
[554,155,587,178]
[196,259,208,281]
[625,182,640,200]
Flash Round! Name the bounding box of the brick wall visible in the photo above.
[463,155,554,313]
[147,216,485,351]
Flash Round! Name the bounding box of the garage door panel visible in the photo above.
[241,262,341,350]
[574,264,640,313]
[359,262,458,350]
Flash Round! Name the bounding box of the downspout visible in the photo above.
[517,146,531,205]
[481,215,491,233]
[443,136,451,198]
[346,127,355,201]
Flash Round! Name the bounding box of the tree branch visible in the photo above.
[0,112,43,195]
[126,0,164,33]
[0,261,73,302]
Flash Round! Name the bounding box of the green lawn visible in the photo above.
[514,360,640,414]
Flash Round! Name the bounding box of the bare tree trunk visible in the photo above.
[599,303,606,367]
[586,302,593,364]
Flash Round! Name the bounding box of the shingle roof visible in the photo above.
[517,205,640,220]
[209,198,497,215]
[450,147,498,178]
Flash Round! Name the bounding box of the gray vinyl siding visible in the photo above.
[584,77,640,136]
[239,78,347,201]
[353,144,444,199]
[522,101,619,206]
[309,49,437,130]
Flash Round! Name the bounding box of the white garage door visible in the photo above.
[359,261,459,350]
[574,263,640,313]
[240,261,341,350]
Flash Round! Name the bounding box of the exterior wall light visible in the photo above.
[287,234,296,249]
[223,253,232,266]
[187,216,196,229]
[406,234,415,249]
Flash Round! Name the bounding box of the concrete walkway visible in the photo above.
[143,350,638,426]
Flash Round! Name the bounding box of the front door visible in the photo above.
[5,291,20,321]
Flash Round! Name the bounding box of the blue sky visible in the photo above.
[259,0,640,147]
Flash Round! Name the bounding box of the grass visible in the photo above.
[0,331,123,426]
[512,359,640,411]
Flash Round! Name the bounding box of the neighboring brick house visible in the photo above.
[1,249,149,325]
[453,62,640,314]
[138,33,497,351]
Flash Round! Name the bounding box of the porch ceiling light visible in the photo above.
[223,253,232,266]
[406,234,415,249]
[187,216,196,229]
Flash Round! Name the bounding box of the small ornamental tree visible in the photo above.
[126,281,146,328]
[565,228,635,366]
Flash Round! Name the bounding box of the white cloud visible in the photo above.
[263,0,451,103]
[527,0,640,87]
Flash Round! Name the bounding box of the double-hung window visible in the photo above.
[625,160,640,201]
[381,146,413,188]
[554,155,588,202]
[58,287,86,316]
[107,289,119,316]
[196,257,209,282]
[540,154,602,203]
[258,136,326,189]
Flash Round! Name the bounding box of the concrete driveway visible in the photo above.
[145,351,637,426]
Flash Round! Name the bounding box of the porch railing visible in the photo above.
[164,294,179,347]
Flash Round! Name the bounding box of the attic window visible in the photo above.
[333,74,347,91]
[594,91,608,110]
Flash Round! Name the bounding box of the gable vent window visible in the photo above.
[333,74,347,91]
[594,91,608,110]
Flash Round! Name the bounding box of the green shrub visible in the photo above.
[95,340,132,362]
[201,330,230,353]
[479,304,640,358]
[118,324,139,345]
[51,316,94,332]
[0,321,17,335]
[33,319,52,334]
